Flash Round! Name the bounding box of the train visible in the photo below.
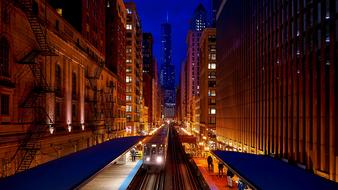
[142,125,169,172]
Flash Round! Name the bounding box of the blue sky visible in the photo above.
[127,0,211,86]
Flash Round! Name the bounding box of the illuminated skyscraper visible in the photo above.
[160,22,175,118]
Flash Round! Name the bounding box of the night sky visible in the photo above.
[126,0,211,86]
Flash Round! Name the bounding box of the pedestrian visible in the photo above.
[218,161,224,177]
[237,179,247,190]
[227,169,234,187]
[131,148,136,161]
[207,155,213,172]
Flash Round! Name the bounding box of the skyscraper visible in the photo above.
[125,2,143,134]
[160,22,175,118]
[185,4,208,128]
[216,0,338,182]
[190,3,208,31]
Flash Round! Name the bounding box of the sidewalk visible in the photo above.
[194,157,238,190]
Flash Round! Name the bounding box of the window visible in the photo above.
[72,72,77,99]
[72,103,77,120]
[208,90,216,97]
[127,115,132,122]
[126,95,132,101]
[126,24,132,30]
[208,63,216,69]
[126,105,132,112]
[0,37,9,77]
[126,59,132,64]
[209,117,216,124]
[209,108,216,115]
[208,71,216,79]
[126,76,132,83]
[209,98,216,105]
[126,67,132,73]
[0,94,9,115]
[55,64,62,96]
[55,102,61,121]
[126,86,132,93]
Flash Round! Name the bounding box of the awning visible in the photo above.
[212,150,338,190]
[0,136,144,190]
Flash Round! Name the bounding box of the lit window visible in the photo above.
[208,90,216,97]
[126,105,132,112]
[126,24,132,30]
[126,67,132,73]
[208,63,216,69]
[209,108,216,115]
[126,76,132,83]
[126,95,132,101]
[127,9,132,14]
[126,59,132,64]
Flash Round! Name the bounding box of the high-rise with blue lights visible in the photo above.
[160,22,175,118]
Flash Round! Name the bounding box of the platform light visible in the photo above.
[152,144,157,147]
[146,157,150,162]
[67,124,72,132]
[81,124,85,131]
[156,156,163,163]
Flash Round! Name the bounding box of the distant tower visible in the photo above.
[190,3,208,31]
[160,19,175,118]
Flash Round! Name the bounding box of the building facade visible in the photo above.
[216,0,338,181]
[199,28,216,138]
[0,0,119,177]
[125,2,143,135]
[106,0,127,136]
[48,0,106,54]
[185,4,208,132]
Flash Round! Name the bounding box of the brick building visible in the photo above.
[0,0,120,177]
[125,2,143,135]
[106,0,127,135]
[199,28,216,138]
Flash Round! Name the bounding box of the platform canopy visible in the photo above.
[0,136,144,190]
[212,150,338,190]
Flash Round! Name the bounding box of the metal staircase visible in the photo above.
[85,62,115,132]
[86,61,104,126]
[13,0,54,55]
[101,87,114,132]
[10,0,55,173]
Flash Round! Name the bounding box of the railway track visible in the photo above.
[168,126,201,190]
[127,168,165,190]
[128,124,209,190]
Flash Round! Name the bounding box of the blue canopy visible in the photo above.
[213,150,338,190]
[0,136,144,190]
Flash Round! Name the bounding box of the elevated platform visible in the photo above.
[0,136,144,190]
[212,150,338,190]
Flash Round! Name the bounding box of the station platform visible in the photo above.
[193,157,238,190]
[0,136,144,190]
[80,153,142,190]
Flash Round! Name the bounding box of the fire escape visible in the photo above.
[86,62,114,134]
[10,0,55,173]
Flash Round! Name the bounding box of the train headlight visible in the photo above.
[146,157,150,162]
[156,156,163,163]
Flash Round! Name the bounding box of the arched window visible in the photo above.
[0,37,9,77]
[55,64,62,96]
[72,72,77,99]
